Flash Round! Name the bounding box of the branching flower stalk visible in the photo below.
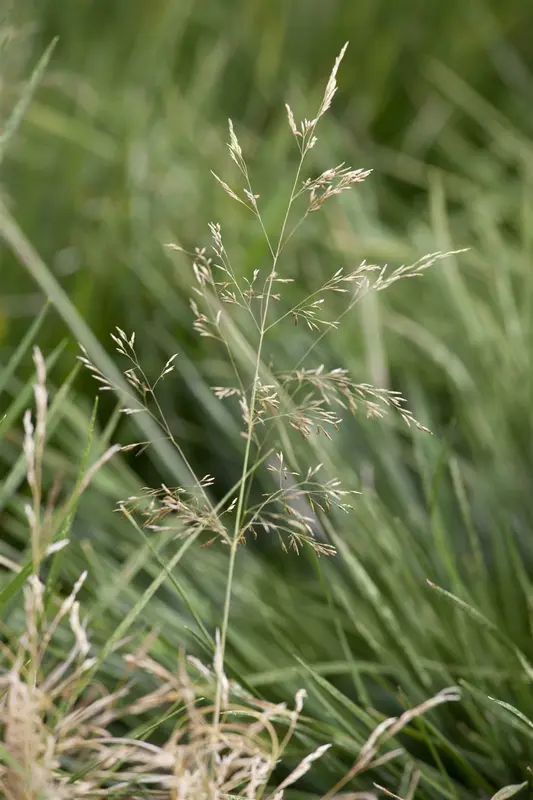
[77,42,463,794]
[213,42,353,732]
[78,330,226,550]
[205,44,462,729]
[164,43,463,740]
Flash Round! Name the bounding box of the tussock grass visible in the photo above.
[0,240,461,796]
[1,8,533,800]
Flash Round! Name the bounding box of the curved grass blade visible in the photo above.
[491,783,528,800]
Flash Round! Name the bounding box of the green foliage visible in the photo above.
[1,2,533,797]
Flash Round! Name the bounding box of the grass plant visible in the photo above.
[1,8,533,800]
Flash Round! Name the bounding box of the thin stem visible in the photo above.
[278,209,309,255]
[292,280,371,371]
[213,300,267,726]
[122,351,217,515]
[265,277,335,332]
[213,148,309,728]
[243,167,275,260]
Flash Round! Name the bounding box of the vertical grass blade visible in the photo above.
[0,303,48,398]
[0,38,58,168]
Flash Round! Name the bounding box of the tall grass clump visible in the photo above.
[1,34,531,800]
[2,343,524,798]
[72,43,474,796]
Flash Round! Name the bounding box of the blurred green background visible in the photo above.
[1,0,533,796]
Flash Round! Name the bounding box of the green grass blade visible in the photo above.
[0,303,48,399]
[487,697,533,736]
[120,504,214,650]
[0,201,195,486]
[491,784,528,800]
[0,38,58,168]
[66,531,200,707]
[44,397,100,609]
[427,581,500,633]
[0,560,33,612]
[428,581,533,680]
